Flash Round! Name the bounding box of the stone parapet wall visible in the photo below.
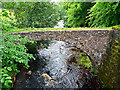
[9,29,114,68]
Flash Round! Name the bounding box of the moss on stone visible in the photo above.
[4,27,112,33]
[97,37,120,88]
[112,26,120,30]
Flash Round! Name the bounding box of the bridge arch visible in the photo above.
[9,29,118,69]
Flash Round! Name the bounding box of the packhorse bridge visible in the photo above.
[9,29,120,68]
[9,29,120,88]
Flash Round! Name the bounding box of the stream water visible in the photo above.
[14,40,100,89]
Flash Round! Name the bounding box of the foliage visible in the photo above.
[25,42,38,54]
[2,2,120,28]
[54,2,65,20]
[63,2,120,27]
[29,2,60,28]
[1,1,120,89]
[77,52,92,69]
[3,27,112,33]
[86,2,120,27]
[63,2,93,27]
[71,49,92,70]
[1,9,16,31]
[1,34,35,88]
[2,2,60,28]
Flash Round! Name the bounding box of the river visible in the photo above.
[14,40,100,89]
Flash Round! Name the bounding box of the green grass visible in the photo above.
[3,27,112,33]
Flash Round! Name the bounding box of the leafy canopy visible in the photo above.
[86,2,120,27]
[2,2,61,28]
[63,2,93,27]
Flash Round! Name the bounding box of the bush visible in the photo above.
[0,34,35,88]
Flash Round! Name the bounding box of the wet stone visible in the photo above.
[14,41,100,89]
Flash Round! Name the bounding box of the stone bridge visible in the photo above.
[9,29,120,69]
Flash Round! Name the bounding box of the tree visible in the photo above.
[63,2,93,27]
[86,2,120,27]
[1,8,16,31]
[2,2,33,28]
[2,2,60,28]
[29,2,60,28]
[54,2,65,20]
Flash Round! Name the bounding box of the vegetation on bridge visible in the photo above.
[3,27,112,33]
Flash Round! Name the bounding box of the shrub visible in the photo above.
[0,34,35,88]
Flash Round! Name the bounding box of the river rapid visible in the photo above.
[14,40,100,89]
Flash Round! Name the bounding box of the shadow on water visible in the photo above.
[14,40,101,89]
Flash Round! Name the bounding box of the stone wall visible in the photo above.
[97,29,120,88]
[9,29,115,68]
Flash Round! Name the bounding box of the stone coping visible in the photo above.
[8,29,112,35]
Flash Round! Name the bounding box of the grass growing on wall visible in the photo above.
[112,25,120,30]
[3,27,112,33]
